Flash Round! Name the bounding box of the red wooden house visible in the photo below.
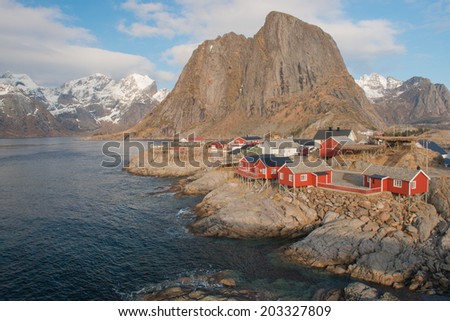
[236,154,261,178]
[320,136,355,158]
[188,136,205,143]
[237,154,291,180]
[230,135,262,147]
[254,155,292,180]
[362,165,430,196]
[207,141,227,150]
[278,160,332,187]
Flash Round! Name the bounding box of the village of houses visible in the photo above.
[177,127,450,201]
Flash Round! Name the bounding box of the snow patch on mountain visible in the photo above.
[153,88,170,102]
[0,72,169,128]
[0,72,39,91]
[355,73,403,101]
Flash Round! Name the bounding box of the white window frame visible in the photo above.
[393,179,402,188]
[280,173,284,180]
[300,174,307,181]
[271,169,277,174]
[411,181,416,189]
[261,168,266,174]
[367,176,370,183]
[289,174,293,182]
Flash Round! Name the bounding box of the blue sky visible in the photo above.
[1,0,449,90]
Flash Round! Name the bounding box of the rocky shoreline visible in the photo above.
[126,159,450,298]
[134,270,403,301]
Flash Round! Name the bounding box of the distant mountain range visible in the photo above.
[356,73,450,128]
[0,72,169,137]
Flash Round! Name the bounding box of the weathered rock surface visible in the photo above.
[284,197,447,293]
[284,219,377,268]
[126,148,206,177]
[313,282,399,301]
[344,282,380,301]
[137,270,275,301]
[190,182,319,238]
[131,11,382,138]
[183,169,234,195]
[429,177,450,220]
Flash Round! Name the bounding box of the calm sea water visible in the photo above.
[0,138,419,300]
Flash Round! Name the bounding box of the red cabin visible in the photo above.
[254,155,292,180]
[230,135,262,147]
[320,136,355,158]
[237,154,291,180]
[362,165,430,196]
[207,141,227,150]
[236,155,261,178]
[278,160,333,187]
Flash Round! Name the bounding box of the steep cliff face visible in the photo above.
[132,11,382,138]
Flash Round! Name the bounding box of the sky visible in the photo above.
[0,0,449,89]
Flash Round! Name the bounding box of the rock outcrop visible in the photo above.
[183,169,235,195]
[131,11,382,138]
[136,270,275,301]
[189,182,319,238]
[429,177,450,220]
[187,170,448,295]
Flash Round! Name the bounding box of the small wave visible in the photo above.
[176,207,195,219]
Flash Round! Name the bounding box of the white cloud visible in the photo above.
[325,20,405,60]
[153,70,178,82]
[121,0,164,20]
[163,43,199,66]
[119,0,405,68]
[0,0,160,86]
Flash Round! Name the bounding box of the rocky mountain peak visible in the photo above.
[131,11,382,138]
[0,72,40,91]
[355,73,403,101]
[357,73,450,127]
[0,72,169,137]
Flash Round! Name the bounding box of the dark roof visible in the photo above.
[369,174,388,179]
[313,129,353,140]
[314,171,329,176]
[294,139,315,146]
[286,160,332,174]
[258,155,292,167]
[418,140,448,155]
[444,158,450,167]
[362,164,429,181]
[229,148,242,155]
[241,135,262,141]
[241,144,255,150]
[328,136,355,145]
[244,154,261,163]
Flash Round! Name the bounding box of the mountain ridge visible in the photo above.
[0,72,169,137]
[356,73,450,127]
[130,11,383,139]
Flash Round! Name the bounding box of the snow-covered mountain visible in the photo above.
[356,73,450,127]
[355,73,403,101]
[0,72,169,137]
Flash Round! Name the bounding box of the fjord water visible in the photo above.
[0,138,353,300]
